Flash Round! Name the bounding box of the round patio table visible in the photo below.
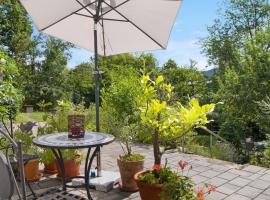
[33,132,115,200]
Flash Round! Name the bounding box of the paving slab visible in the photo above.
[237,186,263,199]
[17,142,270,200]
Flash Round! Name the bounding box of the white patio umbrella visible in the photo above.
[20,0,183,176]
[20,0,183,130]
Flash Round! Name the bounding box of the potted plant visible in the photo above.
[37,101,83,179]
[135,160,216,200]
[117,121,145,192]
[13,130,42,182]
[40,149,57,174]
[68,103,85,138]
[135,75,215,200]
[56,149,82,180]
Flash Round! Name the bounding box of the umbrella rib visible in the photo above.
[98,0,130,20]
[40,1,96,31]
[102,1,165,49]
[75,0,95,17]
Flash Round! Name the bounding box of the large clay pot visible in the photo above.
[44,162,57,174]
[56,159,80,180]
[24,159,42,182]
[117,158,144,192]
[134,170,164,200]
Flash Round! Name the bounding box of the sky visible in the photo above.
[68,0,222,71]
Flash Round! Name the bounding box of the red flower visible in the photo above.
[206,183,216,192]
[152,164,161,171]
[178,160,188,170]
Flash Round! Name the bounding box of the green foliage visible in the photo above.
[138,167,197,200]
[16,112,45,123]
[0,0,34,63]
[138,74,215,164]
[0,51,22,122]
[68,63,94,107]
[39,149,55,164]
[201,0,270,152]
[160,59,207,103]
[120,154,144,162]
[101,66,143,155]
[250,147,270,168]
[13,130,40,155]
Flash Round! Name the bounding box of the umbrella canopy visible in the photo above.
[20,0,182,56]
[20,0,183,131]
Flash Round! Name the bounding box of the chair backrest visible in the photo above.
[0,152,14,200]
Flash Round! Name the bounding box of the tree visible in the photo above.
[0,51,23,137]
[202,0,270,147]
[202,0,269,73]
[160,59,207,103]
[68,63,95,107]
[22,37,72,107]
[0,0,34,64]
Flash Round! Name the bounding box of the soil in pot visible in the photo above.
[44,162,57,174]
[117,158,144,192]
[134,170,164,200]
[24,159,42,182]
[56,159,80,180]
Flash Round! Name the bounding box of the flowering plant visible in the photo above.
[138,160,215,200]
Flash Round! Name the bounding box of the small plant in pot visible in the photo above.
[135,160,216,200]
[134,75,215,200]
[40,149,57,174]
[13,130,42,182]
[68,103,85,139]
[117,120,145,192]
[56,149,82,180]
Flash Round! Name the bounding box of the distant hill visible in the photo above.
[203,68,216,78]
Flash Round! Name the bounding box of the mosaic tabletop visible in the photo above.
[33,132,115,149]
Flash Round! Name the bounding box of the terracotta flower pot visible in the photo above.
[56,159,80,180]
[134,170,164,200]
[117,158,144,192]
[24,159,42,182]
[44,162,57,174]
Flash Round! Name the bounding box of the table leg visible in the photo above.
[51,148,66,191]
[85,146,99,200]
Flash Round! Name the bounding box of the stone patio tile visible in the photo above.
[218,172,239,180]
[209,164,231,172]
[229,177,251,187]
[217,183,240,195]
[200,170,221,178]
[254,194,270,200]
[257,168,268,175]
[205,191,227,200]
[195,160,212,167]
[237,186,263,198]
[228,169,253,177]
[224,194,251,200]
[248,179,270,190]
[243,165,265,173]
[192,165,210,173]
[209,177,228,187]
[187,169,201,176]
[246,173,262,180]
[259,174,270,182]
[191,175,209,184]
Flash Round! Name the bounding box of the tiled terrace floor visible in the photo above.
[29,142,270,200]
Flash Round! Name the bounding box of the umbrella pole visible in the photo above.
[94,22,102,177]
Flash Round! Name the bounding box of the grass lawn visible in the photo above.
[16,112,45,123]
